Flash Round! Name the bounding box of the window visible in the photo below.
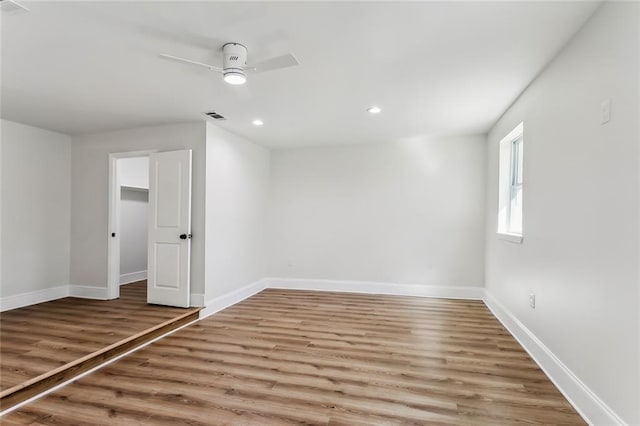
[497,122,524,242]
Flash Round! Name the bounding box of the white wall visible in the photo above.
[205,122,270,301]
[119,188,148,280]
[118,156,149,189]
[0,120,71,298]
[485,2,639,424]
[70,122,206,297]
[267,136,487,289]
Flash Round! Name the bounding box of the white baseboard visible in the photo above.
[484,291,625,426]
[0,285,69,312]
[68,285,109,300]
[200,279,267,320]
[119,270,147,285]
[266,277,484,300]
[190,293,205,307]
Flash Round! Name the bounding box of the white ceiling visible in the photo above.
[2,1,600,148]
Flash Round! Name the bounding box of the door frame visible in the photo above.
[107,150,156,300]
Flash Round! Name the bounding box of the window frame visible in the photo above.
[497,123,524,243]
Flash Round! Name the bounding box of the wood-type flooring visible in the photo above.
[0,281,199,409]
[2,289,584,425]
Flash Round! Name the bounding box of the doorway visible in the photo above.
[107,150,154,300]
[118,157,150,292]
[107,149,193,307]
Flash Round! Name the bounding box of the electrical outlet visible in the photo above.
[529,293,536,309]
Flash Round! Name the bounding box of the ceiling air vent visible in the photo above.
[0,0,29,14]
[204,111,226,121]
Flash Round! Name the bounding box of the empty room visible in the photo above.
[0,1,638,425]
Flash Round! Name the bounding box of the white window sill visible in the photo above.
[497,233,523,244]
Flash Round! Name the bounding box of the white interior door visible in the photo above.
[147,149,192,307]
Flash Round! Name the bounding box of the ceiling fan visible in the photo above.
[160,42,299,85]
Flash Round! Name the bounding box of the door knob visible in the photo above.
[179,234,192,240]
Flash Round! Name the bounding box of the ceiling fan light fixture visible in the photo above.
[160,41,299,88]
[223,71,247,85]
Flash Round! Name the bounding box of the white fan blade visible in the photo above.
[0,0,29,13]
[247,53,299,74]
[159,54,223,73]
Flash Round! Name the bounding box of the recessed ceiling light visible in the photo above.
[252,119,264,126]
[367,106,382,114]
